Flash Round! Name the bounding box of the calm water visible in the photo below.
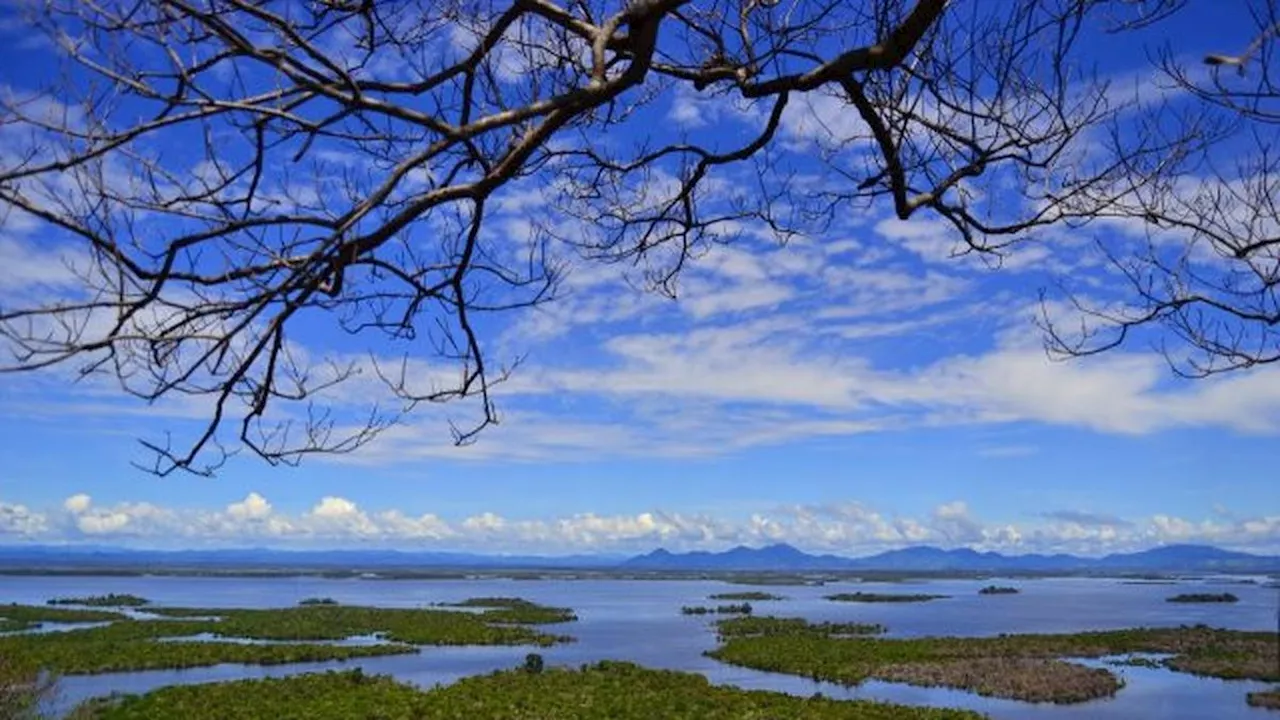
[4,575,1276,719]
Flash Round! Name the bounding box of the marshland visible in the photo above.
[1,573,1275,719]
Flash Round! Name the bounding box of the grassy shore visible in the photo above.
[77,662,983,720]
[1,600,576,675]
[716,616,885,638]
[432,597,577,624]
[708,619,1278,703]
[825,592,949,603]
[0,603,126,633]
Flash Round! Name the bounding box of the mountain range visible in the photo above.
[621,543,1280,573]
[0,542,1275,573]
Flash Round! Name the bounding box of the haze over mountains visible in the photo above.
[1,543,1277,573]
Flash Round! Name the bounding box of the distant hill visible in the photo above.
[621,543,1280,573]
[0,542,1275,574]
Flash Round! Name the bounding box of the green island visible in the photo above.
[48,594,150,608]
[298,597,339,606]
[0,603,126,633]
[0,599,575,676]
[1248,688,1280,710]
[681,603,753,616]
[71,662,982,720]
[978,586,1019,595]
[826,592,949,603]
[432,597,578,624]
[1166,593,1239,603]
[709,591,785,601]
[708,618,1279,704]
[716,615,886,638]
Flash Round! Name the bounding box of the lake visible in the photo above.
[4,574,1277,719]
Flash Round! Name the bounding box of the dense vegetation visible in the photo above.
[716,616,885,638]
[681,603,752,616]
[1,600,575,675]
[710,620,1279,703]
[978,586,1019,595]
[433,597,578,624]
[78,662,983,720]
[0,603,126,634]
[0,619,415,675]
[1248,689,1280,710]
[825,592,949,603]
[48,594,150,607]
[1167,593,1239,603]
[708,592,785,601]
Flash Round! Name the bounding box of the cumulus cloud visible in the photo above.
[3,493,1277,556]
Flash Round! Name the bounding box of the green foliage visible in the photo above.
[48,594,150,607]
[825,592,949,603]
[709,622,1280,703]
[146,604,573,645]
[680,603,752,616]
[0,619,415,675]
[435,597,577,624]
[1166,593,1239,603]
[715,616,885,638]
[0,604,126,625]
[978,586,1019,595]
[708,591,785,601]
[79,663,982,720]
[2,602,577,676]
[523,653,544,674]
[298,598,338,606]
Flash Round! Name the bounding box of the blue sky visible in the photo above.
[0,2,1276,556]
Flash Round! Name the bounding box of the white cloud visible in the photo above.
[0,502,47,535]
[5,493,1278,556]
[226,492,272,521]
[63,493,91,514]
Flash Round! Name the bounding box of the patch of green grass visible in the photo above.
[0,619,415,675]
[716,616,885,638]
[1167,593,1238,603]
[433,597,577,624]
[3,602,577,675]
[825,592,948,603]
[145,604,573,645]
[48,594,150,607]
[709,622,1278,703]
[0,603,125,624]
[708,591,785,601]
[78,663,983,720]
